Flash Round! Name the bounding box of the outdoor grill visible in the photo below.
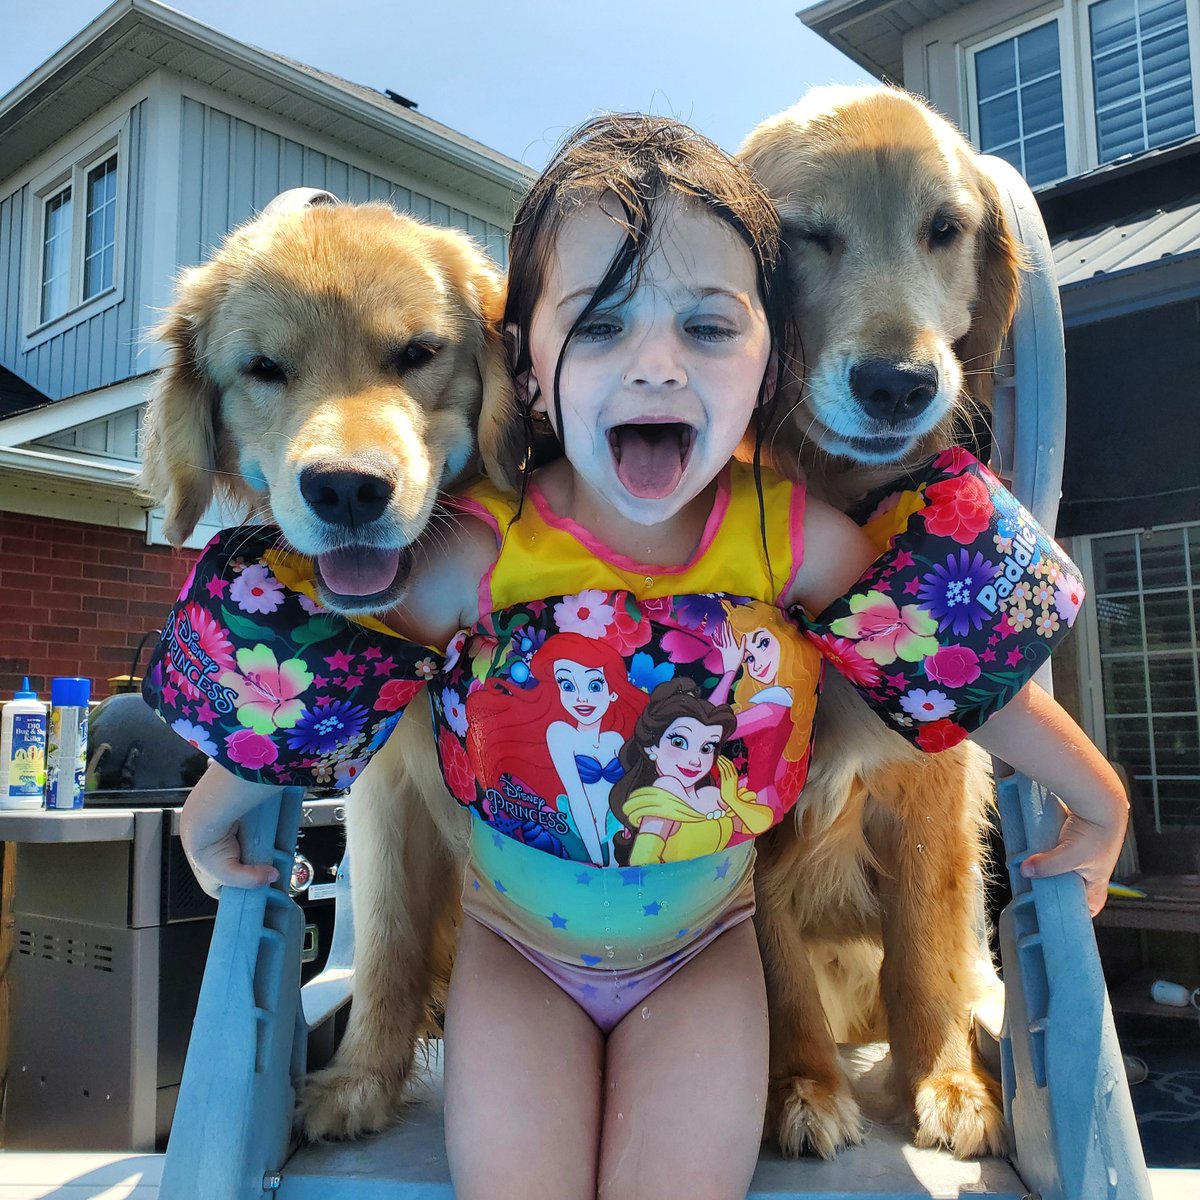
[0,696,349,1152]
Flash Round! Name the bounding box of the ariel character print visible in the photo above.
[710,605,821,818]
[609,679,774,866]
[465,632,646,865]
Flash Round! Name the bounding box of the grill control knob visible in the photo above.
[289,854,314,895]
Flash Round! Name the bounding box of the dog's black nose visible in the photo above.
[849,359,939,424]
[300,467,394,527]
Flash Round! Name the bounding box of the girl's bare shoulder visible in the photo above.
[784,494,877,617]
[386,512,499,648]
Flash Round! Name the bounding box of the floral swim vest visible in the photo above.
[143,450,1083,964]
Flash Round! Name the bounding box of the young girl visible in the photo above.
[149,114,1128,1199]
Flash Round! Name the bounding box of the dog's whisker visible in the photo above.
[956,350,1004,368]
[204,325,257,352]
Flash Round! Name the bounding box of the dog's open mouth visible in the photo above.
[608,422,694,499]
[315,544,414,603]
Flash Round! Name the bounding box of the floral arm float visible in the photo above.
[794,447,1084,748]
[141,533,441,789]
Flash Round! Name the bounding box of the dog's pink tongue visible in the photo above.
[613,426,685,500]
[317,547,401,596]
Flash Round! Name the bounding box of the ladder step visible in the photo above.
[277,1044,1030,1200]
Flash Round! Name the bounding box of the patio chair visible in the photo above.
[155,156,1153,1200]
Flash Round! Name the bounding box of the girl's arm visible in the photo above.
[782,494,880,615]
[382,512,496,646]
[970,682,1129,915]
[180,762,283,896]
[786,485,1127,914]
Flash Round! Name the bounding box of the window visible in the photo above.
[40,187,73,323]
[974,21,1070,186]
[1089,0,1196,162]
[966,0,1198,186]
[1089,524,1200,829]
[83,155,118,301]
[27,126,124,336]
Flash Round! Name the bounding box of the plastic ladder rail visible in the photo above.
[981,154,1150,1200]
[159,787,306,1200]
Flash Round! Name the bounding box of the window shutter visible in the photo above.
[1091,0,1195,162]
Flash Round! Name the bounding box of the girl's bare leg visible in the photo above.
[598,921,769,1200]
[443,919,604,1200]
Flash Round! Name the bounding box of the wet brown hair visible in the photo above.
[498,113,796,522]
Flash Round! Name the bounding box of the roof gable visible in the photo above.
[0,0,533,209]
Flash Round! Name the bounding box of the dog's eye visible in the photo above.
[244,355,286,384]
[928,216,961,248]
[798,229,835,255]
[393,341,440,371]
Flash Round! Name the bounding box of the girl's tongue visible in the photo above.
[610,423,693,499]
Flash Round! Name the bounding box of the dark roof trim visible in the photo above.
[1036,133,1200,204]
[0,363,53,419]
[1060,251,1200,328]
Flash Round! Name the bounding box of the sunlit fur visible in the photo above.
[740,85,1020,496]
[137,200,514,1139]
[739,87,1018,1160]
[139,202,517,564]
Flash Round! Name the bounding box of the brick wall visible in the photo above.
[0,511,197,700]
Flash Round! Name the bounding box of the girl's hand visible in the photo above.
[971,682,1130,916]
[180,762,282,897]
[1020,805,1129,917]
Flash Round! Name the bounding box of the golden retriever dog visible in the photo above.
[138,190,514,1138]
[737,86,1022,1159]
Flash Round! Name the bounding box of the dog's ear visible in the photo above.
[468,261,524,495]
[137,265,224,547]
[955,169,1022,411]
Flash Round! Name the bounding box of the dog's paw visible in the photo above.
[912,1069,1006,1159]
[298,1065,407,1141]
[767,1075,866,1160]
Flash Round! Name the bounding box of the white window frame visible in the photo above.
[23,117,128,349]
[1073,0,1200,168]
[1072,519,1200,832]
[962,0,1200,186]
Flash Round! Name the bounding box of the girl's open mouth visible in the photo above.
[608,422,694,499]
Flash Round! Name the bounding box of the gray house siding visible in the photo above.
[0,100,149,403]
[0,93,512,412]
[177,97,510,271]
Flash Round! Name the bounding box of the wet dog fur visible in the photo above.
[738,85,1021,1159]
[139,197,515,1138]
